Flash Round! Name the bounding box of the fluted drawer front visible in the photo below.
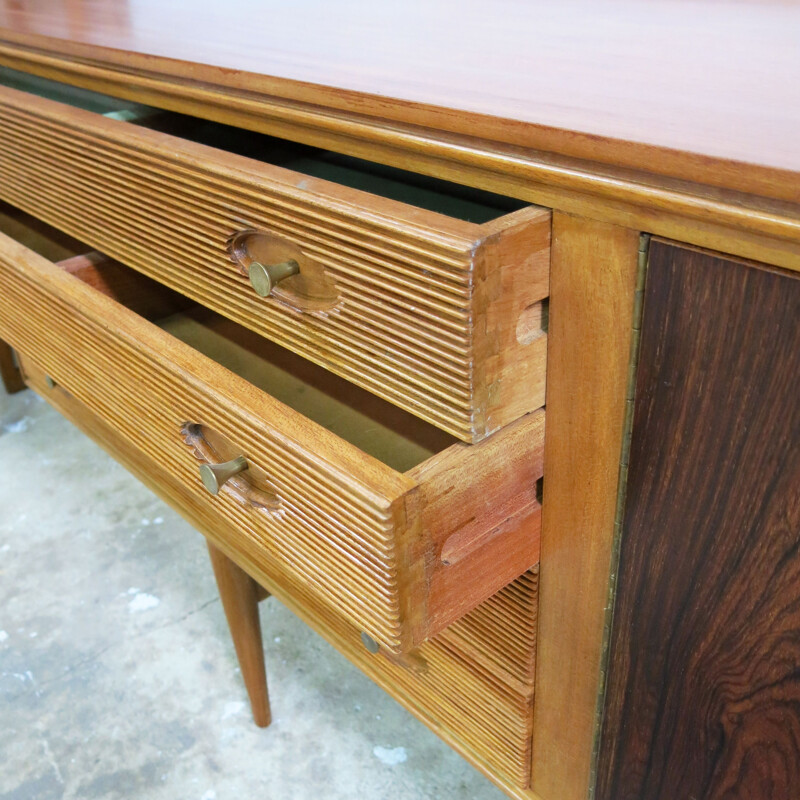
[0,230,545,655]
[19,352,541,792]
[0,82,549,442]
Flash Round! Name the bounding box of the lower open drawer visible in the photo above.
[0,206,544,655]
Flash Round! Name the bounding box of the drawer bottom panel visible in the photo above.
[19,353,538,794]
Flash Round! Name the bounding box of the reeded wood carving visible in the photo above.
[0,84,550,440]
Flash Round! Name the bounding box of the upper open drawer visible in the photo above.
[0,205,544,656]
[0,67,550,442]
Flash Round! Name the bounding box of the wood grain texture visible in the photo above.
[0,339,23,393]
[0,0,798,203]
[531,214,640,800]
[409,408,544,634]
[597,242,800,800]
[0,43,798,278]
[18,351,543,795]
[0,83,550,441]
[207,541,271,728]
[0,226,544,656]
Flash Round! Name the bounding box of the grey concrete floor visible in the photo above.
[0,382,507,800]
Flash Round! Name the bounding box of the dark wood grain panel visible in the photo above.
[596,241,800,800]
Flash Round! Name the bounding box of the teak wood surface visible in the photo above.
[597,242,800,800]
[207,541,271,728]
[532,215,640,800]
[0,0,798,197]
[17,348,544,795]
[0,201,546,794]
[0,339,23,393]
[1,10,798,800]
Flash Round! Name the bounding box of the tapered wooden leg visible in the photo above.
[0,341,25,394]
[207,541,271,727]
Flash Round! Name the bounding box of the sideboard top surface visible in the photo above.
[0,0,798,204]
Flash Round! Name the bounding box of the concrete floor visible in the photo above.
[0,382,507,800]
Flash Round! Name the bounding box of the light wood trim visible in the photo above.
[0,45,797,275]
[207,540,271,728]
[531,214,640,800]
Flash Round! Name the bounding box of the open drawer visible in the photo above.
[0,206,544,656]
[0,67,549,442]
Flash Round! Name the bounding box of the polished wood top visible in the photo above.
[0,0,798,200]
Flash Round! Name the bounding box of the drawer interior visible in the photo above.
[159,309,457,471]
[0,201,86,262]
[0,202,457,472]
[0,66,524,224]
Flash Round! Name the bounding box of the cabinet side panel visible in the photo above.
[596,241,800,800]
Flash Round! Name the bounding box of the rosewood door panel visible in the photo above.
[596,241,800,800]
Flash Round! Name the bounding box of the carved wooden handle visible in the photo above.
[228,230,340,312]
[181,422,280,511]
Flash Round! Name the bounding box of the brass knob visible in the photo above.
[248,259,300,297]
[199,456,248,495]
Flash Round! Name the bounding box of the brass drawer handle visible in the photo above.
[228,230,339,312]
[182,423,280,512]
[199,456,248,495]
[248,259,300,297]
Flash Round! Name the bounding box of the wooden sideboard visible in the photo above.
[0,4,798,799]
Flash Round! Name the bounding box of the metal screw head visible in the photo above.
[360,632,380,654]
